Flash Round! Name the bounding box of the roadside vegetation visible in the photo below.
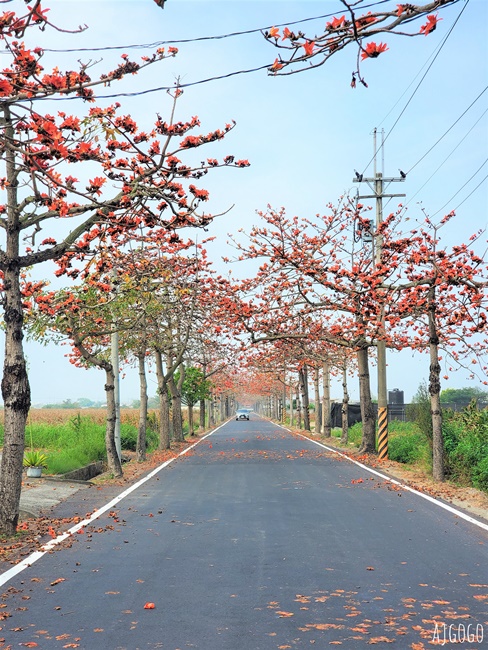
[316,399,488,494]
[0,409,162,475]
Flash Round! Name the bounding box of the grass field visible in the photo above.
[0,409,159,475]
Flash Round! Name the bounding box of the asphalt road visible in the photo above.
[1,416,487,649]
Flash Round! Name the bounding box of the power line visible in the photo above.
[31,0,392,54]
[33,63,272,102]
[447,173,488,216]
[431,157,488,218]
[406,87,488,176]
[360,0,471,176]
[406,106,488,206]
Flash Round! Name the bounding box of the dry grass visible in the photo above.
[0,408,153,427]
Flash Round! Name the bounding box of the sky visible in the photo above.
[3,0,487,406]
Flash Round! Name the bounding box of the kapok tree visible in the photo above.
[0,3,249,535]
[265,0,458,87]
[227,201,401,453]
[108,237,199,456]
[382,213,487,481]
[29,276,139,477]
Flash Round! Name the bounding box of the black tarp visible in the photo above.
[330,402,378,427]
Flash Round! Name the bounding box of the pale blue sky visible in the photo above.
[7,0,487,404]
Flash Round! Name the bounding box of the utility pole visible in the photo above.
[111,270,121,462]
[353,128,406,459]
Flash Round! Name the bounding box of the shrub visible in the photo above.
[443,403,488,489]
[388,430,428,464]
[406,381,433,441]
[120,421,159,451]
[472,456,488,492]
[347,422,363,447]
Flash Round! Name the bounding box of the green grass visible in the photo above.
[24,417,107,475]
[0,414,159,475]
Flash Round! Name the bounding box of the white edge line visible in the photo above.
[277,423,488,534]
[0,423,227,588]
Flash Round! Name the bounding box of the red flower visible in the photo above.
[0,79,13,96]
[355,12,377,30]
[28,3,49,23]
[268,26,279,39]
[326,15,347,30]
[361,41,388,60]
[303,41,315,56]
[270,58,284,73]
[282,27,293,40]
[420,14,441,36]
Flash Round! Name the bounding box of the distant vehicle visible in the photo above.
[236,409,250,421]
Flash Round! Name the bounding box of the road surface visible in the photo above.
[1,416,487,649]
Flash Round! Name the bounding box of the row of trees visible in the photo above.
[0,0,482,536]
[220,202,487,482]
[0,2,249,535]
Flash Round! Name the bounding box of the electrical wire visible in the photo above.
[405,106,488,206]
[33,63,272,101]
[32,0,393,54]
[446,172,488,217]
[406,87,488,176]
[430,157,488,218]
[360,0,470,176]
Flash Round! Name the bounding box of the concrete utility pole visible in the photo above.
[353,129,406,459]
[111,270,121,462]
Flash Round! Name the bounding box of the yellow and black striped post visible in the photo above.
[377,406,388,459]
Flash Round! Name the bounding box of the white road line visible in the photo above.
[276,423,488,534]
[0,423,227,588]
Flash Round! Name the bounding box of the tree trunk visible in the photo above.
[289,383,293,426]
[282,379,287,424]
[341,364,349,445]
[296,386,302,429]
[357,344,376,453]
[188,401,195,436]
[314,366,322,434]
[136,353,148,462]
[154,349,170,450]
[322,358,332,438]
[0,267,30,534]
[105,367,123,477]
[168,365,184,443]
[0,104,31,535]
[199,398,206,430]
[299,366,311,431]
[68,328,122,476]
[428,288,444,481]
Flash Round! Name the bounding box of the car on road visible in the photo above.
[236,409,250,421]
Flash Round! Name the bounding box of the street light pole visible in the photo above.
[353,129,406,459]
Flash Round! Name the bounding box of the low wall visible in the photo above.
[57,461,105,482]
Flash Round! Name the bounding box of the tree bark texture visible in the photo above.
[299,366,311,431]
[104,367,123,477]
[357,344,376,453]
[314,366,322,434]
[136,353,148,462]
[154,349,170,450]
[341,365,349,445]
[322,359,332,438]
[428,287,445,481]
[0,105,31,535]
